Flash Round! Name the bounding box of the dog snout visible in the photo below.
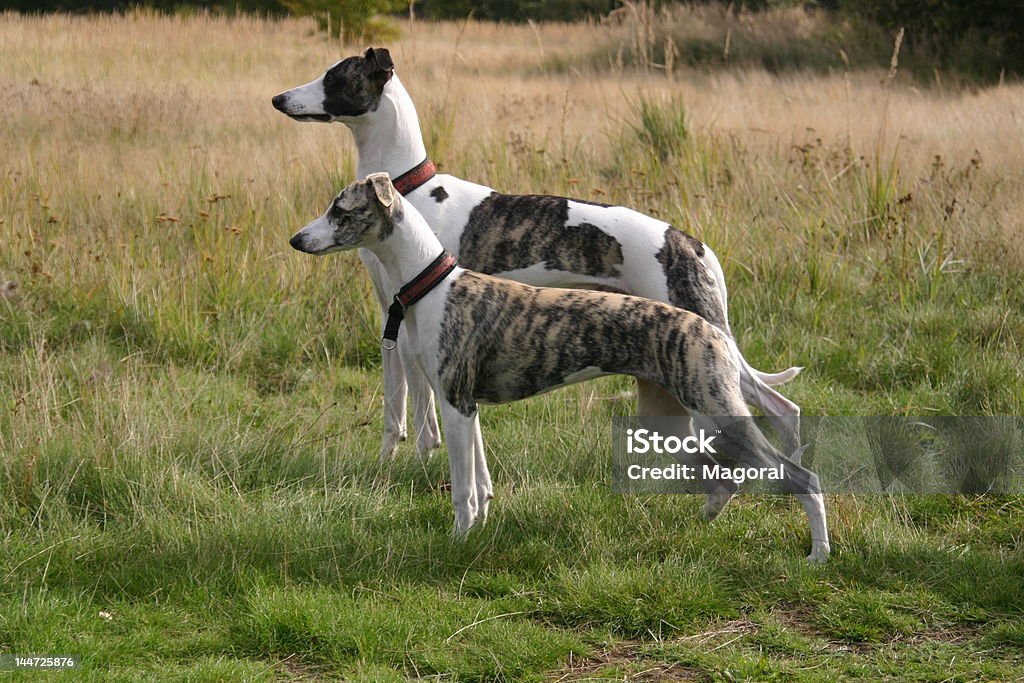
[289,233,306,251]
[271,93,288,111]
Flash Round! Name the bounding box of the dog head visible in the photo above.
[290,173,400,254]
[272,47,394,122]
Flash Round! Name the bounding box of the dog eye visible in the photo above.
[323,71,336,86]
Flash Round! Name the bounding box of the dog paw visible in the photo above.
[700,483,737,521]
[475,491,493,525]
[379,431,407,460]
[806,542,831,564]
[416,434,442,458]
[700,503,720,521]
[700,497,726,521]
[452,515,476,540]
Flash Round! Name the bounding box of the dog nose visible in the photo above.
[289,233,305,251]
[271,93,288,111]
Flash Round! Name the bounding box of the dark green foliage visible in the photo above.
[415,0,617,22]
[281,0,404,42]
[835,0,1024,78]
[0,0,287,12]
[560,1,1021,84]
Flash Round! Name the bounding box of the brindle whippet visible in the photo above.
[288,173,831,563]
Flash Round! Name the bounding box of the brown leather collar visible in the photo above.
[381,251,457,349]
[392,157,437,196]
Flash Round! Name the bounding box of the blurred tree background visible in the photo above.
[833,0,1023,78]
[1,0,1021,80]
[280,0,404,42]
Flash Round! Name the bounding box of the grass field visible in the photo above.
[2,10,1023,681]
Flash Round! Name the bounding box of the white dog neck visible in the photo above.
[367,197,449,287]
[350,75,428,182]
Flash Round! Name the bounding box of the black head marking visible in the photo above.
[365,47,394,72]
[320,49,394,118]
[430,186,449,203]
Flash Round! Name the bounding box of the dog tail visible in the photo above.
[726,341,803,456]
[737,359,801,423]
[753,366,803,386]
[699,245,802,389]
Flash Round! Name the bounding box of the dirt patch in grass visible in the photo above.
[547,642,706,682]
[770,605,988,656]
[547,620,762,681]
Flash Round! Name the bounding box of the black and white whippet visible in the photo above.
[272,48,803,463]
[289,174,831,563]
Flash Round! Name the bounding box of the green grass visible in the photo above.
[2,403,1024,679]
[0,352,1021,678]
[2,15,1023,680]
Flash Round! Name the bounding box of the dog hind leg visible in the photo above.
[637,379,738,519]
[706,413,830,563]
[683,359,830,563]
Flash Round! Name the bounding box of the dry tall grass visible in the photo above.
[1,9,1022,443]
[5,11,1022,183]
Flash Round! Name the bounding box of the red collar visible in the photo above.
[381,251,458,349]
[392,157,437,195]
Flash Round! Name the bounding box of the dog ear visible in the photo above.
[367,173,397,212]
[364,47,394,75]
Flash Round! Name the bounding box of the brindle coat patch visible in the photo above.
[656,227,727,331]
[437,271,742,418]
[457,193,624,277]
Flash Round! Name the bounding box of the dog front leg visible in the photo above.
[440,400,479,537]
[399,332,441,458]
[361,249,408,459]
[380,343,409,459]
[472,413,493,525]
